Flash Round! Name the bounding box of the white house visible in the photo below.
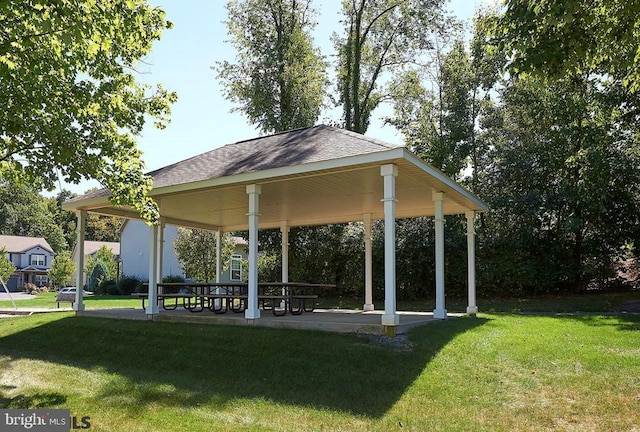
[119,219,247,282]
[119,219,184,280]
[0,235,55,291]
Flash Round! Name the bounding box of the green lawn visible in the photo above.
[2,290,638,313]
[0,311,638,431]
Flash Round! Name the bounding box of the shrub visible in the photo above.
[22,283,38,294]
[118,276,143,295]
[88,260,109,291]
[162,274,185,283]
[98,279,118,295]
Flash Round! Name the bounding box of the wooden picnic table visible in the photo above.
[135,282,334,316]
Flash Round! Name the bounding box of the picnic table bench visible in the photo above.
[134,282,332,316]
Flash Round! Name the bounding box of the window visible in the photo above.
[230,255,242,281]
[30,254,46,266]
[34,275,49,286]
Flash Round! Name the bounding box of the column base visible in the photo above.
[383,326,397,337]
[381,313,399,326]
[363,303,375,312]
[72,303,85,312]
[145,305,159,315]
[466,306,478,315]
[433,308,447,319]
[245,309,261,320]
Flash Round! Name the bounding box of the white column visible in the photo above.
[363,213,374,311]
[215,230,222,283]
[381,165,399,326]
[146,224,159,316]
[466,211,478,314]
[245,184,262,320]
[433,191,447,319]
[73,210,86,311]
[156,218,165,284]
[280,221,289,283]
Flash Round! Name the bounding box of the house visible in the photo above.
[71,240,121,285]
[119,219,184,280]
[0,235,55,291]
[119,219,247,282]
[221,237,248,282]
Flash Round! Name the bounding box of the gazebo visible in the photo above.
[63,125,488,332]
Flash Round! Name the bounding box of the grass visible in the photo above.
[0,311,638,431]
[3,290,638,313]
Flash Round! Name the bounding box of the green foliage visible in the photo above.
[84,245,117,281]
[162,274,185,284]
[118,276,143,295]
[0,179,67,252]
[97,278,119,295]
[0,0,178,223]
[496,0,640,92]
[47,251,76,289]
[217,0,327,133]
[174,229,236,282]
[334,0,452,133]
[0,247,15,282]
[87,259,109,291]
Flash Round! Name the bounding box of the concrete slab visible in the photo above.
[77,307,462,335]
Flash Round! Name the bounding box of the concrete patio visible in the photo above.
[76,307,462,335]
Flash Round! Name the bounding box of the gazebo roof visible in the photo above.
[65,125,488,231]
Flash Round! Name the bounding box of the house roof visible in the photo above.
[0,235,54,254]
[84,241,120,256]
[63,125,488,231]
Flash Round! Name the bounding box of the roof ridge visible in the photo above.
[229,125,323,146]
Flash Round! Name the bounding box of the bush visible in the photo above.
[98,279,118,295]
[162,274,185,283]
[22,282,38,294]
[88,260,109,292]
[118,276,143,295]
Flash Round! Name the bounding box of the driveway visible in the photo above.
[0,292,36,301]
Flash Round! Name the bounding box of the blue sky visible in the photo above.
[63,0,487,194]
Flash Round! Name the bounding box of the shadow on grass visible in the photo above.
[557,313,640,332]
[0,315,488,418]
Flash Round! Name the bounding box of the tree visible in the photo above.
[496,0,640,92]
[217,0,327,133]
[334,0,451,133]
[0,0,177,223]
[0,178,67,253]
[173,229,236,282]
[48,251,76,289]
[387,10,504,184]
[480,73,640,292]
[0,247,15,283]
[84,245,117,282]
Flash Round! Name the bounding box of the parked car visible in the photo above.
[56,287,93,303]
[58,287,93,295]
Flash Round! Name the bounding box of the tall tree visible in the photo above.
[217,0,327,133]
[496,0,640,92]
[173,229,236,282]
[481,73,640,292]
[48,251,76,289]
[0,179,66,253]
[0,0,177,223]
[334,0,451,133]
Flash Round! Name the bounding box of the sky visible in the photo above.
[59,0,489,195]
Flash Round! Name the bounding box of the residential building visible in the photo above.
[0,235,55,291]
[119,219,247,282]
[71,240,121,285]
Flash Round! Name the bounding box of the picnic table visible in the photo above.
[134,282,334,316]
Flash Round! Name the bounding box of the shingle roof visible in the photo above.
[71,125,400,201]
[84,241,120,256]
[0,235,54,253]
[148,125,399,189]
